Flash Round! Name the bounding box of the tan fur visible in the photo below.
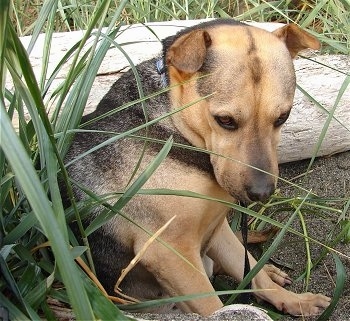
[144,23,328,316]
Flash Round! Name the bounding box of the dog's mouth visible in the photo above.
[232,190,274,205]
[244,182,276,203]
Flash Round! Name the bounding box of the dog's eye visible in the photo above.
[214,115,238,130]
[274,111,290,127]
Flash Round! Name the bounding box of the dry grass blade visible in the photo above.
[114,215,177,301]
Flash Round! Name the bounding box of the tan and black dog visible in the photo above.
[65,19,330,316]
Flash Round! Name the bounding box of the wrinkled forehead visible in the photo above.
[208,25,291,57]
[198,25,297,98]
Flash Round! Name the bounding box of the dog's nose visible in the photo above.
[246,181,275,202]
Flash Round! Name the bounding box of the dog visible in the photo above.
[65,19,330,316]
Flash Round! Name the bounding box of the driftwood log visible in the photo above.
[16,20,350,163]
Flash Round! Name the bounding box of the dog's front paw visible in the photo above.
[278,292,331,316]
[263,264,292,286]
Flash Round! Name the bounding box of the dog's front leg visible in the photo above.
[207,219,330,316]
[134,238,223,316]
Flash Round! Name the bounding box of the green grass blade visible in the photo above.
[56,29,119,154]
[56,0,129,155]
[0,254,41,319]
[339,198,350,221]
[0,103,95,320]
[122,289,258,311]
[296,208,312,290]
[226,191,312,304]
[0,292,30,321]
[53,1,113,133]
[316,253,346,321]
[296,84,349,133]
[85,137,173,235]
[82,271,134,321]
[300,0,327,28]
[304,73,350,172]
[39,2,58,92]
[66,93,212,169]
[3,212,37,245]
[0,0,9,92]
[6,20,68,241]
[26,0,58,54]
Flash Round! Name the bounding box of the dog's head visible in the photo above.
[163,20,319,204]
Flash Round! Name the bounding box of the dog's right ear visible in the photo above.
[273,24,320,58]
[166,30,212,74]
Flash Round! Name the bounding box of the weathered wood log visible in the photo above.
[15,20,350,163]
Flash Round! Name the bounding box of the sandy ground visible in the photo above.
[130,151,350,321]
[273,151,350,321]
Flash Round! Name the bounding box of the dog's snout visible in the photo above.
[246,178,275,203]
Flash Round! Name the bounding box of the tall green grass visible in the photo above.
[1,0,349,320]
[1,0,133,319]
[11,0,350,54]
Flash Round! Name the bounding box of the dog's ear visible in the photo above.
[273,24,320,58]
[166,29,212,73]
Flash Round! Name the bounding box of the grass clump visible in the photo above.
[1,0,133,319]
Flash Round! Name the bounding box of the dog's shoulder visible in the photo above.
[67,56,212,174]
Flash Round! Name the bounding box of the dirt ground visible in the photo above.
[274,151,350,321]
[131,151,350,321]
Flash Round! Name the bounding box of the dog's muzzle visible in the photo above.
[245,171,276,203]
[246,182,275,202]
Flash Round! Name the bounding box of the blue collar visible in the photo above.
[156,58,167,87]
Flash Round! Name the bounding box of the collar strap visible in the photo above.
[241,210,252,303]
[156,58,168,87]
